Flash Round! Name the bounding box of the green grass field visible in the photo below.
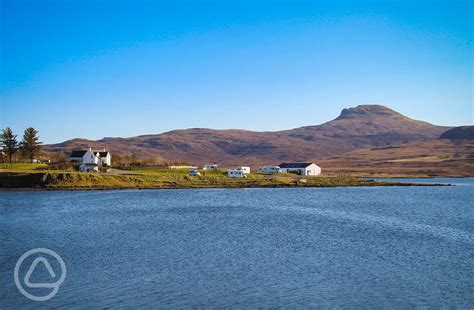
[0,163,428,190]
[131,168,232,177]
[0,163,48,171]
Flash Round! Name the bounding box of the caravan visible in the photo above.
[258,166,282,174]
[236,166,250,174]
[227,169,247,178]
[203,164,218,170]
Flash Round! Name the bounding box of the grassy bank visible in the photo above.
[0,170,433,190]
[0,163,49,171]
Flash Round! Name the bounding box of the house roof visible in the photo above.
[71,149,110,158]
[70,150,87,158]
[279,162,314,168]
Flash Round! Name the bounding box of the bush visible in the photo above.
[45,161,76,171]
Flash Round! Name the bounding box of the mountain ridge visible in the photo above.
[44,104,454,167]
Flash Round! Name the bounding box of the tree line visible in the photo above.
[0,127,42,163]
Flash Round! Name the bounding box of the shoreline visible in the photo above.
[366,176,473,179]
[0,171,450,191]
[0,184,449,191]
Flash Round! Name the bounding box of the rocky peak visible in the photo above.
[336,105,401,120]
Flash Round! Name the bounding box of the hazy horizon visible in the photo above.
[1,0,472,144]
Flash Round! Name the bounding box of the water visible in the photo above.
[1,179,473,308]
[375,177,474,186]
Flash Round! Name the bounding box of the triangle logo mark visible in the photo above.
[24,256,58,288]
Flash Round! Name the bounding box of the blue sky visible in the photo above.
[0,0,472,143]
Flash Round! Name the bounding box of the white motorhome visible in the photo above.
[227,169,247,178]
[258,166,282,174]
[236,166,251,174]
[203,164,218,170]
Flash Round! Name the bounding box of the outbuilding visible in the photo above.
[279,162,321,176]
[79,163,99,173]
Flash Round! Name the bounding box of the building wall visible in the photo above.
[100,154,111,166]
[282,168,304,175]
[82,150,99,164]
[305,164,321,176]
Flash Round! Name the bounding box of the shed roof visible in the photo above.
[279,162,314,168]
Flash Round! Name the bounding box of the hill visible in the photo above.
[439,126,474,140]
[44,105,451,167]
[318,139,474,177]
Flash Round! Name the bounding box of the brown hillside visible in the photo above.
[44,105,451,167]
[285,105,449,150]
[318,139,474,177]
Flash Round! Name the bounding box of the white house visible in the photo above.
[258,166,282,174]
[71,148,99,165]
[227,169,247,178]
[236,166,251,174]
[203,164,218,171]
[279,162,321,176]
[70,148,112,167]
[95,150,111,166]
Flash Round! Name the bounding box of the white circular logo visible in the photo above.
[14,248,67,301]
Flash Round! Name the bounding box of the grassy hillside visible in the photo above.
[0,166,422,190]
[318,139,474,177]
